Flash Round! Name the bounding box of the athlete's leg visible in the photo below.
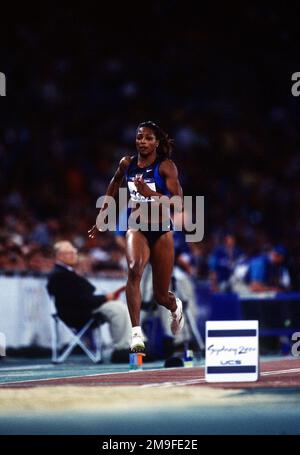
[151,232,185,336]
[150,231,177,312]
[125,229,150,327]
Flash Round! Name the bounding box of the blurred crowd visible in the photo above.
[1,4,300,289]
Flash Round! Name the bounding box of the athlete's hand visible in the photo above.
[134,175,153,198]
[88,225,98,239]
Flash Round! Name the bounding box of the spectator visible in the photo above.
[47,240,131,362]
[246,246,291,293]
[208,233,244,292]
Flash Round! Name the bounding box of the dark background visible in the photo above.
[0,3,300,286]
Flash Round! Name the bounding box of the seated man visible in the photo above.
[47,240,131,362]
[242,245,291,354]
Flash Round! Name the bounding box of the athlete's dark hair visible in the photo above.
[137,121,174,159]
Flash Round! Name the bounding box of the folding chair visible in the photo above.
[49,298,102,364]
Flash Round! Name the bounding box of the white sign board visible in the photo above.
[205,320,259,382]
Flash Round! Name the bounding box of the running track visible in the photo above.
[1,358,300,389]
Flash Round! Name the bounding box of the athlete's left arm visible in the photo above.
[160,159,183,200]
[159,159,183,212]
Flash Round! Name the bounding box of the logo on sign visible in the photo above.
[220,360,242,365]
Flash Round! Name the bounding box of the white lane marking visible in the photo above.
[0,365,51,372]
[0,366,188,386]
[261,368,300,376]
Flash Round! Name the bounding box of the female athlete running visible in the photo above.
[89,121,184,352]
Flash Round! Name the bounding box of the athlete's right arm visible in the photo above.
[103,155,131,200]
[88,156,131,238]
